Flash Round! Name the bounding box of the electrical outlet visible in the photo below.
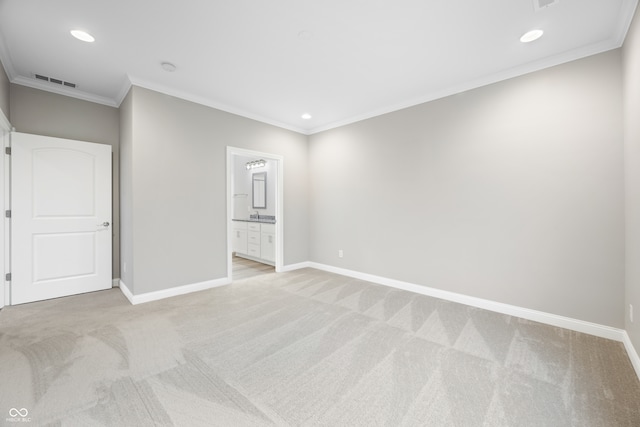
[631,304,634,323]
[338,249,343,258]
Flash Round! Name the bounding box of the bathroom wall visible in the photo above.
[233,155,277,219]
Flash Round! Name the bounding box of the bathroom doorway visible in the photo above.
[226,147,284,282]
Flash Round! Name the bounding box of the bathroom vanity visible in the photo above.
[232,216,276,265]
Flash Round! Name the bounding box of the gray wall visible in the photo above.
[0,60,8,119]
[309,50,624,328]
[10,84,121,279]
[121,86,308,295]
[623,8,640,352]
[119,90,134,288]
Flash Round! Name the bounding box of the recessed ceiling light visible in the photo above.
[161,62,177,72]
[301,113,312,120]
[70,30,95,43]
[520,29,544,43]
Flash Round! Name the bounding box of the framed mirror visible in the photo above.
[252,172,267,209]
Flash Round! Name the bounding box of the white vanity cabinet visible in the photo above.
[232,220,275,265]
[232,221,248,255]
[247,223,261,258]
[260,223,275,262]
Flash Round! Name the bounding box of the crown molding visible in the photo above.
[307,37,623,135]
[1,0,635,136]
[615,0,639,46]
[126,75,308,135]
[11,76,118,107]
[115,76,133,107]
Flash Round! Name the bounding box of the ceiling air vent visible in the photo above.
[533,0,559,11]
[32,73,77,89]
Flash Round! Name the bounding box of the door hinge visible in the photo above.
[5,147,10,155]
[5,273,11,281]
[5,210,10,218]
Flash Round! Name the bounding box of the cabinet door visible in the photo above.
[233,229,247,254]
[261,232,275,262]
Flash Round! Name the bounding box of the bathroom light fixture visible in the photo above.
[301,113,312,120]
[520,29,544,43]
[70,30,95,43]
[246,159,266,170]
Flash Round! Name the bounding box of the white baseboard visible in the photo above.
[119,280,134,304]
[112,278,120,288]
[281,261,311,272]
[622,331,640,379]
[118,277,231,305]
[307,262,625,342]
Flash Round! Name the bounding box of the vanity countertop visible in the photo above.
[233,215,276,224]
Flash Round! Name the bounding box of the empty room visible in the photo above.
[1,0,640,425]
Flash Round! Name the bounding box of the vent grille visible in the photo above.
[33,73,76,89]
[534,0,559,11]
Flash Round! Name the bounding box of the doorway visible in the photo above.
[226,147,283,282]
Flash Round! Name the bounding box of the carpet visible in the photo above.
[0,268,639,426]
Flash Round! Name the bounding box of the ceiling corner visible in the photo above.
[615,0,640,46]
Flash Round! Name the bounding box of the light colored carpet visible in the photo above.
[0,268,639,426]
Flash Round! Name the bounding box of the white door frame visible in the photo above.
[0,110,11,309]
[226,147,284,279]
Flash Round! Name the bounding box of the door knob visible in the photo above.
[100,222,110,227]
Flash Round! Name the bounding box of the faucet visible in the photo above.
[254,210,260,220]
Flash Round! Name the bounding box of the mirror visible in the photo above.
[252,172,267,209]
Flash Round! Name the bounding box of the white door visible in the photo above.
[11,132,112,304]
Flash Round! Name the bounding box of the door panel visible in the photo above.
[33,149,96,217]
[11,132,112,304]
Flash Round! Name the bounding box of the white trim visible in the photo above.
[307,40,623,135]
[115,77,133,107]
[308,262,625,342]
[10,76,118,108]
[112,278,120,288]
[615,0,639,46]
[118,280,134,304]
[118,277,230,305]
[127,76,306,134]
[622,332,640,380]
[281,261,311,272]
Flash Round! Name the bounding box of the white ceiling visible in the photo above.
[0,0,637,134]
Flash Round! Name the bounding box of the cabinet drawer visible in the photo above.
[248,231,261,244]
[248,243,261,258]
[248,223,261,232]
[261,223,275,234]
